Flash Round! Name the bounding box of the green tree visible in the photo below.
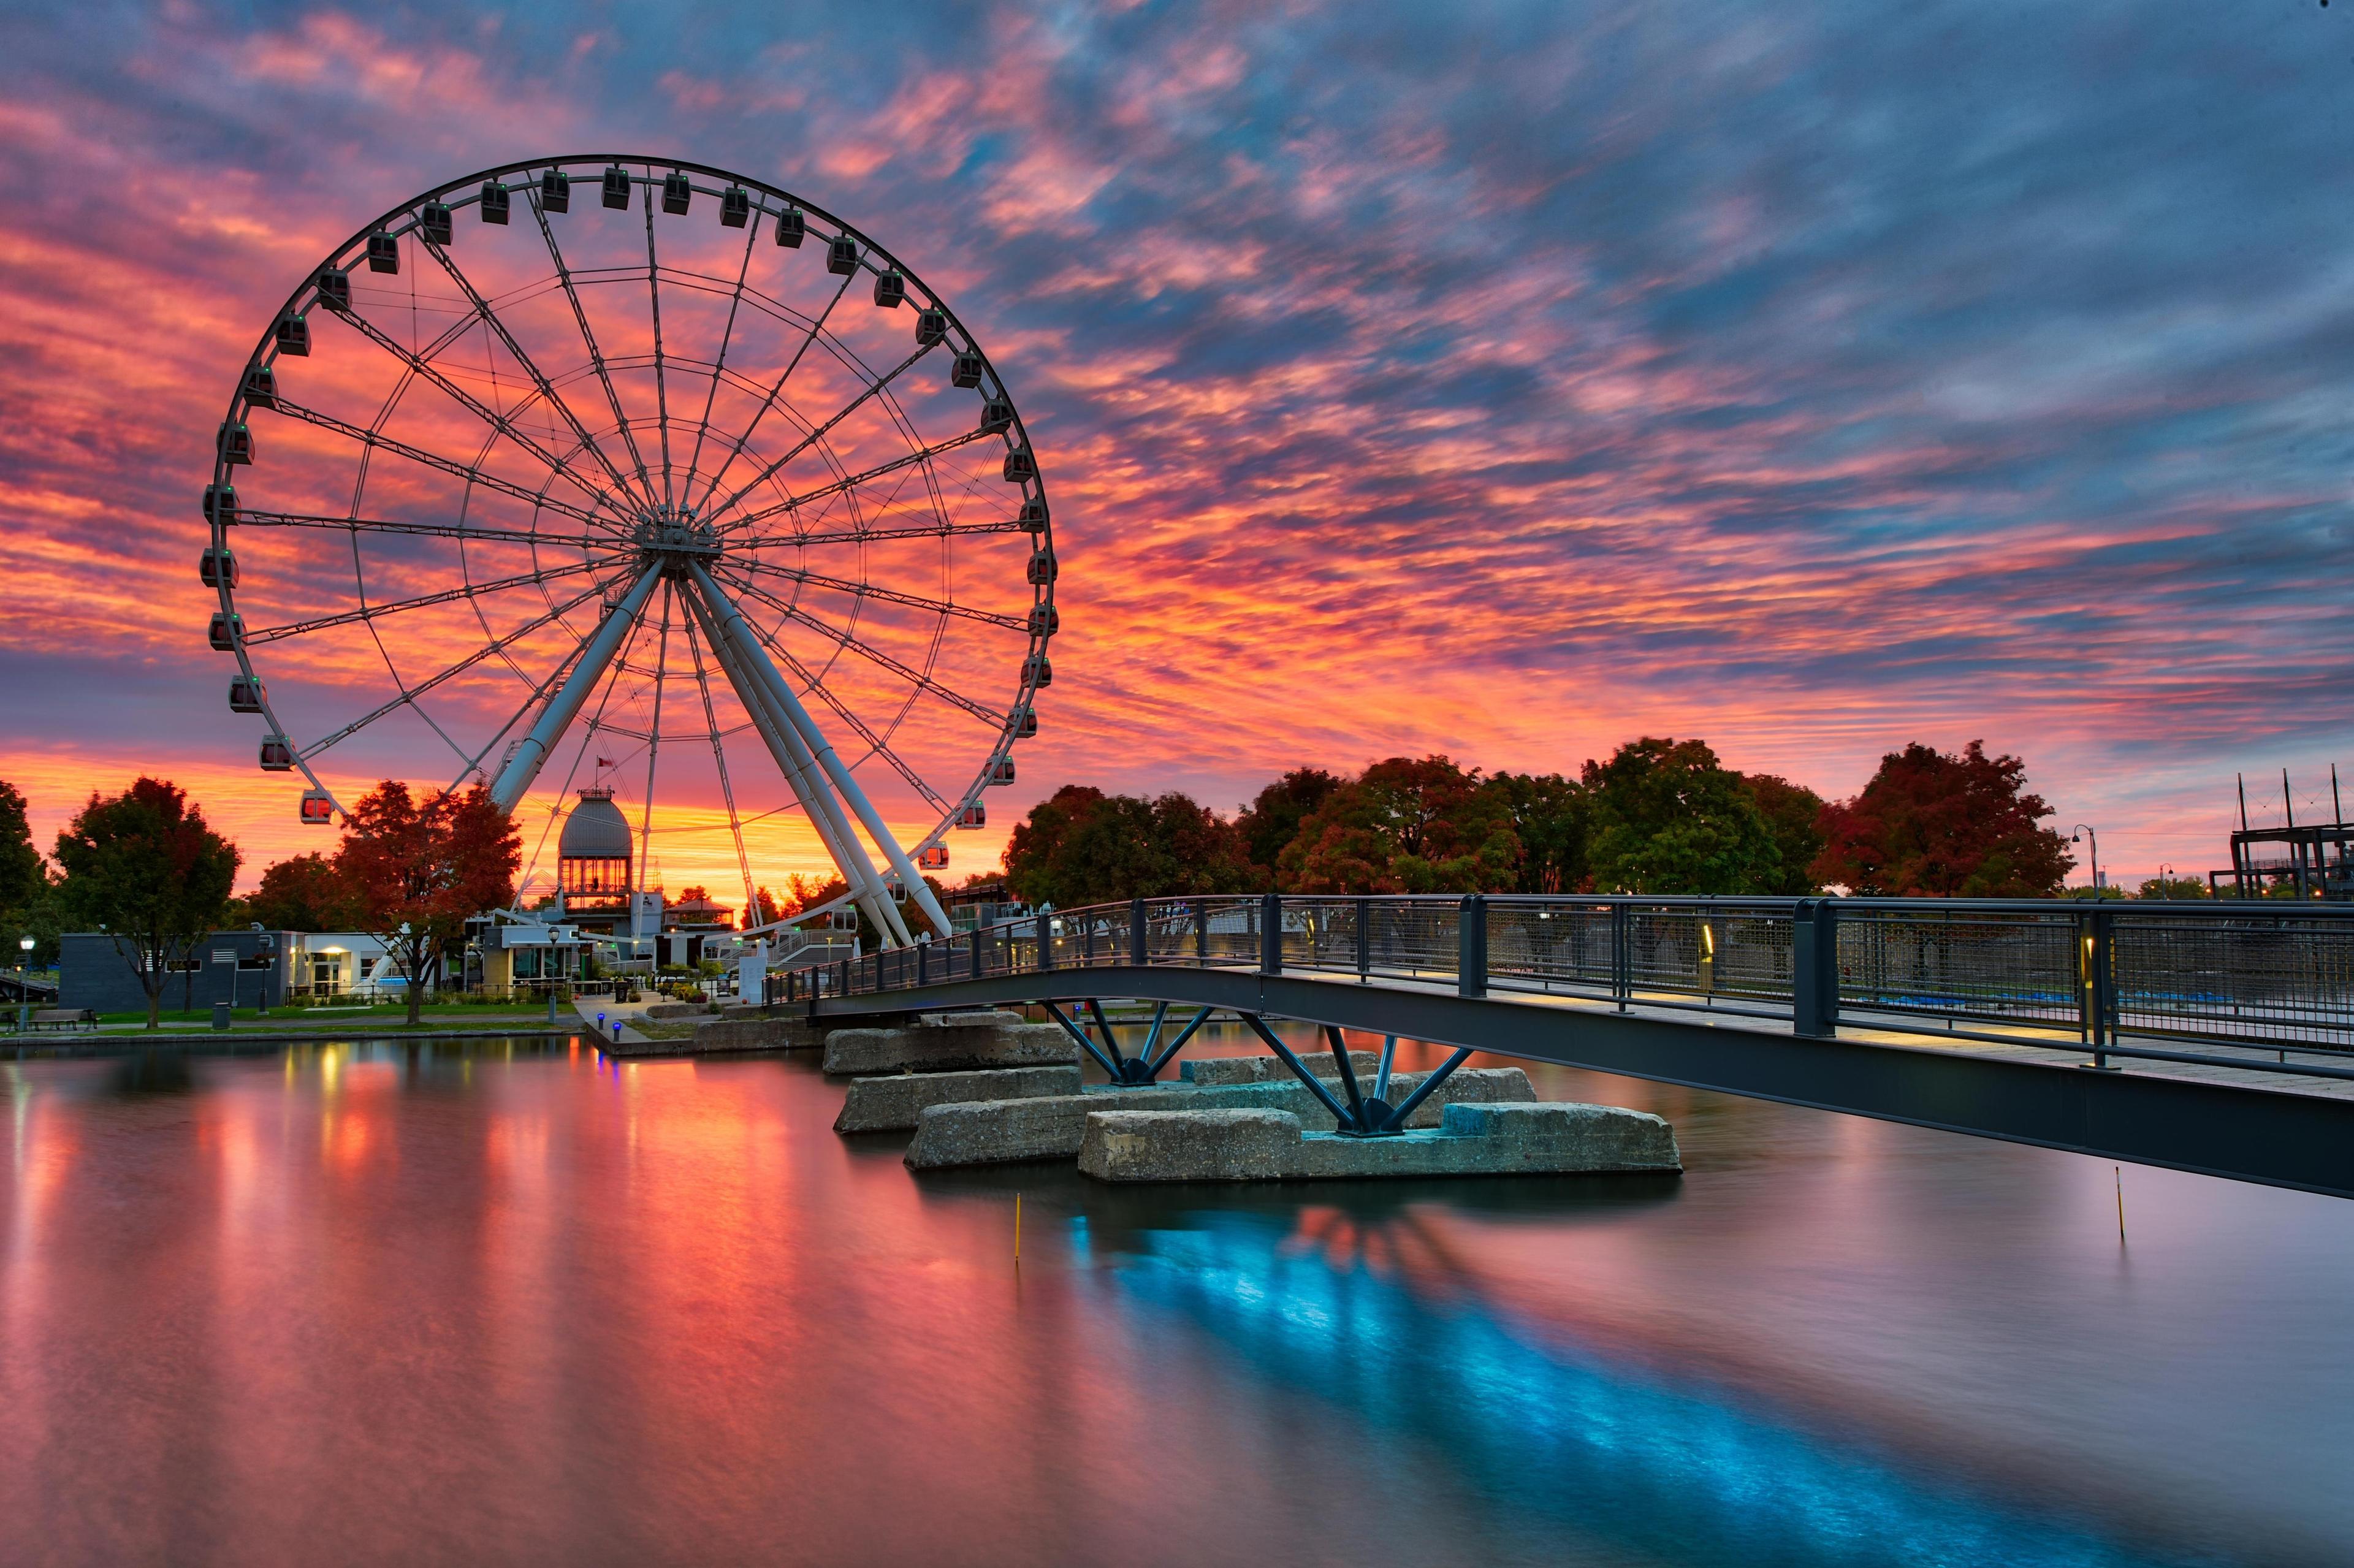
[245,851,368,932]
[1280,756,1521,894]
[2136,875,2209,900]
[335,782,519,1024]
[53,777,242,1029]
[0,780,44,928]
[1236,768,1343,884]
[1813,740,2073,897]
[1005,786,1254,907]
[1743,774,1828,896]
[1583,738,1782,894]
[1486,772,1590,893]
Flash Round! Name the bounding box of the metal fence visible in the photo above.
[776,894,2354,1073]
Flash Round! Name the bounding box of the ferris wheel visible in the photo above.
[200,156,1056,946]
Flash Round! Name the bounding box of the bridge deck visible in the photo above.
[809,961,2354,1198]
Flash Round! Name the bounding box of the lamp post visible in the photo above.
[2158,864,2173,899]
[16,936,31,1032]
[2071,824,2101,894]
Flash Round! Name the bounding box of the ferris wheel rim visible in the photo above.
[205,154,1055,926]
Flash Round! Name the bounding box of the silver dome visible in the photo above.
[558,791,633,861]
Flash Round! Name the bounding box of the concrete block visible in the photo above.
[680,1014,835,1053]
[834,1065,1084,1133]
[902,1067,1535,1168]
[1079,1109,1297,1182]
[822,1019,1074,1076]
[1077,1099,1681,1183]
[1437,1100,1682,1169]
[1179,1051,1383,1087]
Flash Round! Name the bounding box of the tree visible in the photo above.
[1743,774,1828,896]
[1486,772,1589,894]
[1004,786,1254,907]
[1236,768,1343,884]
[53,778,242,1029]
[245,851,368,932]
[335,782,519,1024]
[1280,756,1521,894]
[747,886,783,928]
[1583,738,1783,894]
[2136,875,2209,900]
[0,780,45,931]
[1813,740,2073,897]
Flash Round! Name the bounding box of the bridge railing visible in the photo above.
[782,894,2354,1074]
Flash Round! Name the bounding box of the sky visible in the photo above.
[2,0,2351,899]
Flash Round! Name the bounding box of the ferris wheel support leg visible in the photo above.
[690,566,955,942]
[489,564,664,814]
[682,580,907,945]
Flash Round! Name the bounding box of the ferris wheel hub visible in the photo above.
[633,507,720,564]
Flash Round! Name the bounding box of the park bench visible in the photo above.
[27,1008,97,1032]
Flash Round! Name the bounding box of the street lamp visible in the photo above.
[2070,824,2101,894]
[15,937,29,1032]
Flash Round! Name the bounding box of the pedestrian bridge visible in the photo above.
[791,893,2354,1198]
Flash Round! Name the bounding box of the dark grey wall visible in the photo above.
[59,931,292,1013]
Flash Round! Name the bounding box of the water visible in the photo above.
[4,1031,2350,1566]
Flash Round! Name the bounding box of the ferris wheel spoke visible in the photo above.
[641,190,680,512]
[719,569,1006,730]
[731,514,1034,552]
[415,232,656,520]
[688,269,856,521]
[680,612,761,926]
[297,579,614,762]
[331,302,634,521]
[528,190,661,511]
[726,558,1027,631]
[636,579,674,891]
[736,614,954,813]
[240,556,625,646]
[678,219,765,508]
[273,399,619,531]
[723,428,996,538]
[704,343,938,527]
[236,510,619,553]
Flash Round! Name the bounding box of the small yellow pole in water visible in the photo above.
[2115,1166,2126,1244]
[1014,1193,1023,1262]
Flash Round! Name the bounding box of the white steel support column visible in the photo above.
[680,582,907,945]
[690,565,954,942]
[489,563,662,813]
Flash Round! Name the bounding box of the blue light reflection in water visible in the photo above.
[1097,1214,2225,1568]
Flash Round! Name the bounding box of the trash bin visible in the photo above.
[211,1001,232,1031]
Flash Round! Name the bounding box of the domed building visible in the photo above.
[558,787,634,912]
[555,788,660,953]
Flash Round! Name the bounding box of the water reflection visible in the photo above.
[0,1037,2347,1567]
[1091,1208,2215,1567]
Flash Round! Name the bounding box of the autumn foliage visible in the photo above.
[1813,740,2073,896]
[336,782,519,1022]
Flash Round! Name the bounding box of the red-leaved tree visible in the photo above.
[335,782,519,1024]
[1813,740,2073,897]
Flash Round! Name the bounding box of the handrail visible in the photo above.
[771,891,2354,1082]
